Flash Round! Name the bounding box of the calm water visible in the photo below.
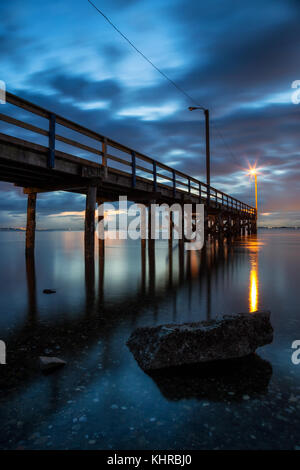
[0,229,299,450]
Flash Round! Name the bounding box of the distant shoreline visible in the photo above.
[0,227,299,232]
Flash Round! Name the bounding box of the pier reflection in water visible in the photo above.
[1,230,300,450]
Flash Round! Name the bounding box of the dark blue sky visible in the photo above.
[1,0,300,228]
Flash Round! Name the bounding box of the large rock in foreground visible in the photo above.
[127,310,273,371]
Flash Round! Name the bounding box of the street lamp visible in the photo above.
[249,167,258,217]
[188,106,210,203]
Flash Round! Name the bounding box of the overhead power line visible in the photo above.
[212,121,241,165]
[87,0,241,166]
[87,0,202,107]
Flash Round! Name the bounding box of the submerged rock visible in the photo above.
[43,289,56,294]
[39,356,66,371]
[127,310,273,371]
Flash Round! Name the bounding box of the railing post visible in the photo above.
[188,177,191,194]
[102,137,108,178]
[131,151,136,188]
[48,113,56,169]
[153,161,157,192]
[172,170,176,197]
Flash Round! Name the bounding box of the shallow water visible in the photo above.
[0,229,299,450]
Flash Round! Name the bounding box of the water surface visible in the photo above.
[0,229,299,450]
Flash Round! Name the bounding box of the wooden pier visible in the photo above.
[0,92,256,256]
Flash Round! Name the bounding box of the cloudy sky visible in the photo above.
[0,0,300,228]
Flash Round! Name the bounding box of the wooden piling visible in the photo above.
[148,201,156,293]
[169,210,173,251]
[97,199,105,259]
[140,205,147,292]
[168,211,173,287]
[204,207,209,243]
[85,186,97,258]
[242,224,246,235]
[253,221,257,234]
[85,249,95,311]
[179,202,185,245]
[26,192,37,254]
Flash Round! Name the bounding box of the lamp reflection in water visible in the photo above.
[247,237,262,312]
[249,257,258,312]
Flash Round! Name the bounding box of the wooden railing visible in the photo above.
[0,92,256,216]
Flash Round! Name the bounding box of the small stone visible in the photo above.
[88,440,96,445]
[28,433,40,441]
[39,356,66,372]
[111,404,118,409]
[289,394,298,402]
[43,289,56,294]
[243,395,250,400]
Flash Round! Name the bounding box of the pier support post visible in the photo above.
[97,199,105,259]
[204,207,209,243]
[85,186,97,258]
[241,219,246,235]
[237,217,241,236]
[168,211,174,287]
[226,216,231,238]
[169,209,173,251]
[140,204,147,293]
[85,249,95,311]
[247,219,251,235]
[180,202,185,245]
[26,192,37,254]
[148,200,156,293]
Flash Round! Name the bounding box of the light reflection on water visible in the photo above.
[0,229,300,450]
[249,261,258,313]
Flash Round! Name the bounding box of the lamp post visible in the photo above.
[249,167,258,218]
[188,106,210,203]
